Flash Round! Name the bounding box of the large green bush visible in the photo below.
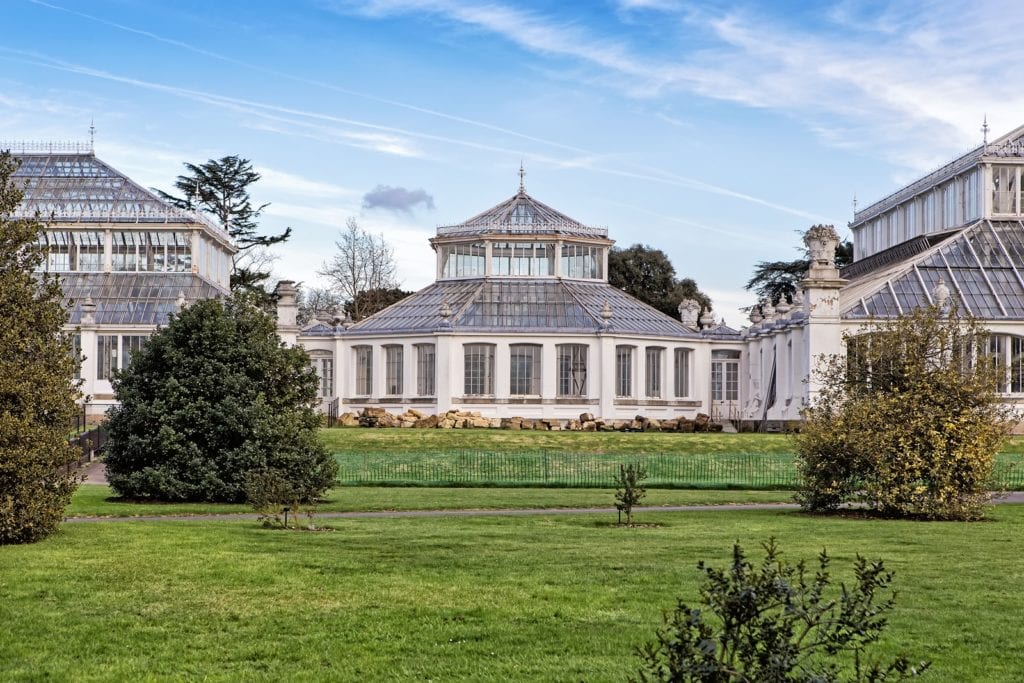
[796,305,1014,520]
[0,152,81,544]
[104,294,337,502]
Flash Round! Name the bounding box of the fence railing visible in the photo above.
[335,451,801,489]
[334,450,1024,490]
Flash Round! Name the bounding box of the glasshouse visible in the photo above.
[11,123,1024,429]
[9,142,234,417]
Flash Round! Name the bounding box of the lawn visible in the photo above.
[66,484,795,518]
[4,505,1024,681]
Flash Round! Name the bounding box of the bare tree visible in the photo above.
[319,218,399,321]
[296,286,343,326]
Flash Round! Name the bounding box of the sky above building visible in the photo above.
[3,0,1022,326]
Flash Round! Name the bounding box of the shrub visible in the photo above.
[632,539,929,682]
[104,294,338,502]
[0,152,81,544]
[615,462,647,525]
[796,305,1015,520]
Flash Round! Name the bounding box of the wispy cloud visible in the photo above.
[326,0,1024,172]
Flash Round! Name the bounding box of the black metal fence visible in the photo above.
[334,449,1024,490]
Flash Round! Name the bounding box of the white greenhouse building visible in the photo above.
[10,123,1024,430]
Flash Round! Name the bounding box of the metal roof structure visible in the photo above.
[58,272,227,325]
[852,123,1024,226]
[344,278,701,337]
[436,189,608,239]
[843,220,1024,319]
[3,143,225,237]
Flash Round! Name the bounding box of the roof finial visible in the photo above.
[88,119,95,153]
[852,193,858,214]
[982,114,990,150]
[518,160,525,194]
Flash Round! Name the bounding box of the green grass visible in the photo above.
[66,484,795,517]
[4,506,1024,681]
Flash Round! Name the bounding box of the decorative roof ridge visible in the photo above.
[448,279,487,325]
[558,279,605,330]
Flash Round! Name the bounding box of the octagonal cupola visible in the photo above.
[430,171,612,281]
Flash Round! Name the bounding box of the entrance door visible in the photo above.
[710,350,740,423]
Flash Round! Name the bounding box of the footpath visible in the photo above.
[69,462,1024,523]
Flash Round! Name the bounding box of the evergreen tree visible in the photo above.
[156,156,291,296]
[104,293,337,503]
[0,152,81,544]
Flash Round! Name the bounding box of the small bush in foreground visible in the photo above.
[632,539,929,682]
[615,462,648,525]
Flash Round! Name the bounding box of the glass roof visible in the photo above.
[342,278,701,337]
[436,190,608,239]
[8,151,224,235]
[56,272,227,325]
[843,220,1024,319]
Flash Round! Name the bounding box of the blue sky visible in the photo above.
[3,0,1022,325]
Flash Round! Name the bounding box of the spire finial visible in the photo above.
[982,114,990,149]
[852,193,858,214]
[518,161,525,193]
[88,118,95,152]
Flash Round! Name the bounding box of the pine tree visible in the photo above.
[156,156,291,295]
[0,151,81,544]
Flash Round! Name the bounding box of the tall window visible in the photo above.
[385,345,403,396]
[615,345,634,397]
[711,350,741,401]
[97,335,118,380]
[645,347,664,398]
[354,346,373,396]
[311,357,334,398]
[464,344,495,396]
[509,344,541,395]
[674,348,691,398]
[416,344,436,396]
[557,344,588,397]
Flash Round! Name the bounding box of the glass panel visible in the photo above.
[97,335,117,380]
[354,346,372,396]
[384,345,403,396]
[509,344,541,395]
[556,344,588,397]
[674,348,691,398]
[416,344,436,396]
[615,345,633,398]
[645,347,663,398]
[464,343,495,395]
